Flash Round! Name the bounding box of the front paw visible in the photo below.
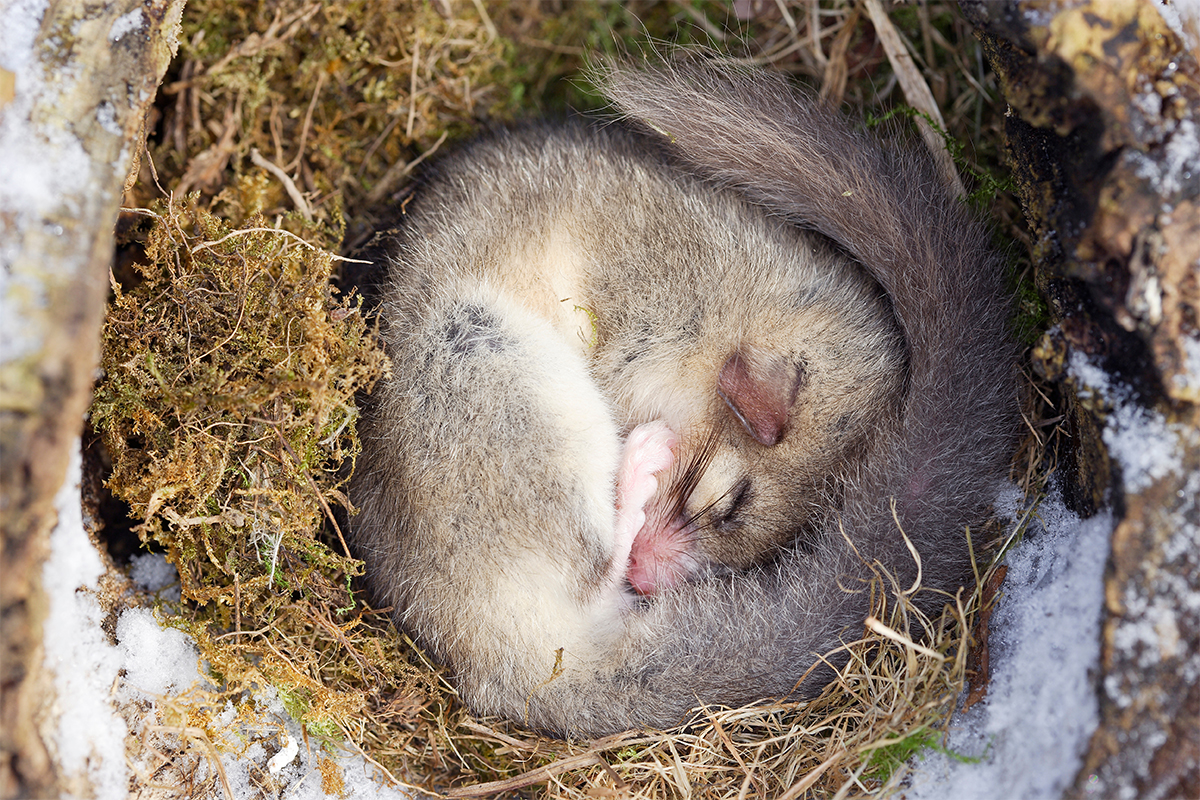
[611,420,678,574]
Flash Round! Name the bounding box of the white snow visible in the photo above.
[1158,118,1199,198]
[108,8,146,43]
[38,445,413,798]
[1127,117,1200,204]
[1103,401,1183,491]
[904,490,1113,800]
[116,608,202,696]
[0,0,90,218]
[1159,0,1200,54]
[0,0,96,365]
[0,0,46,76]
[1175,334,1200,396]
[129,551,181,599]
[906,343,1197,798]
[42,446,130,800]
[95,100,121,135]
[1070,349,1190,491]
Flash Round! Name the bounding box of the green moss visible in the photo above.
[139,0,511,216]
[863,725,981,783]
[90,196,413,748]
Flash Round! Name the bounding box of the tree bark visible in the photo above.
[963,1,1200,797]
[0,2,182,797]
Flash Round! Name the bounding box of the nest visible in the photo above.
[89,1,1055,797]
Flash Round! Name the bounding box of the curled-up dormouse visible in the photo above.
[349,55,1018,737]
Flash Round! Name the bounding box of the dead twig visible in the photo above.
[864,0,965,197]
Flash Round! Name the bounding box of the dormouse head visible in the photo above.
[626,344,898,595]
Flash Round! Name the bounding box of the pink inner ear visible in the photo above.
[717,350,803,446]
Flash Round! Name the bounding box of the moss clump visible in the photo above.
[90,199,430,746]
[94,202,381,579]
[141,0,511,220]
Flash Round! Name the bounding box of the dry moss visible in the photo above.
[88,1,1049,797]
[90,197,429,749]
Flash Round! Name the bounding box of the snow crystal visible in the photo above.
[0,0,97,366]
[1104,401,1183,491]
[1067,347,1112,399]
[1069,350,1186,491]
[1124,116,1199,212]
[129,551,181,600]
[108,8,145,43]
[95,100,121,135]
[1159,0,1200,54]
[116,608,202,696]
[0,0,47,75]
[1159,118,1199,196]
[1175,334,1200,395]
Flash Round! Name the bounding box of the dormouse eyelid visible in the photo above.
[715,477,753,526]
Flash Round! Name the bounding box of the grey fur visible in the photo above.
[349,57,1018,737]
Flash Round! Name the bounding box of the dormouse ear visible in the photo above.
[717,349,805,446]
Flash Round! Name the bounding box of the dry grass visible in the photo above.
[426,573,991,799]
[89,1,1053,797]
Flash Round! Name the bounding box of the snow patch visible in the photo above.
[39,444,414,798]
[176,691,415,800]
[911,347,1197,798]
[1159,118,1199,197]
[116,608,201,696]
[0,0,47,75]
[43,446,130,800]
[96,100,121,135]
[1159,0,1200,53]
[1126,117,1200,209]
[129,551,177,591]
[1103,402,1183,491]
[904,490,1112,799]
[109,8,145,43]
[0,0,97,365]
[1069,350,1186,491]
[1106,467,1200,707]
[1175,334,1200,395]
[129,551,181,601]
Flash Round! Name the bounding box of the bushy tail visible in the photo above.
[594,56,1018,595]
[525,58,1019,736]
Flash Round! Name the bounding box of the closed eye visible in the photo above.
[712,477,752,532]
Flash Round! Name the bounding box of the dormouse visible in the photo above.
[349,56,1017,737]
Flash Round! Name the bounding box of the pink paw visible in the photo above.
[611,421,678,572]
